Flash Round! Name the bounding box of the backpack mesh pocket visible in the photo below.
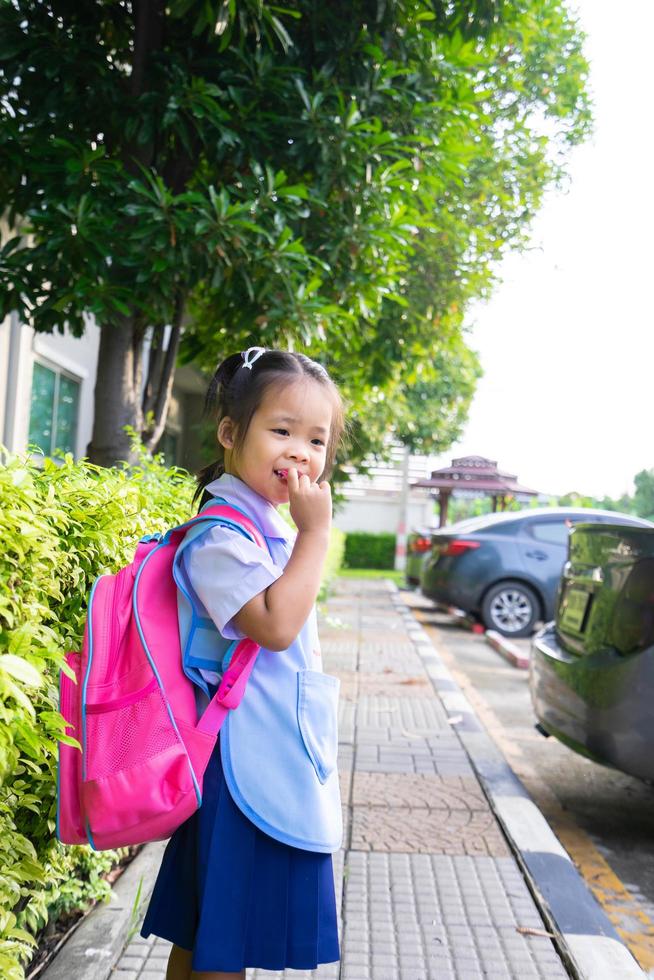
[84,686,180,781]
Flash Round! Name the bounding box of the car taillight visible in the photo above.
[411,536,432,553]
[441,539,481,557]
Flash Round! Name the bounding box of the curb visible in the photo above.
[485,628,530,669]
[445,604,486,633]
[40,840,166,980]
[390,584,647,980]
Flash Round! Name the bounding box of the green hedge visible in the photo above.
[0,446,195,978]
[320,526,346,601]
[0,447,345,978]
[343,531,396,570]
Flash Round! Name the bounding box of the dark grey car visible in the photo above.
[406,527,437,586]
[530,522,654,781]
[420,508,653,637]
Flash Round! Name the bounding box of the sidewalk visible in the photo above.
[44,578,644,980]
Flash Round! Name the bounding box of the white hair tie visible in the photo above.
[240,347,267,370]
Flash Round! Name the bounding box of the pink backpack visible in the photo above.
[56,503,264,850]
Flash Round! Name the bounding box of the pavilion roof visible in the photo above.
[412,455,539,496]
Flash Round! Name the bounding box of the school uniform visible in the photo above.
[140,474,341,972]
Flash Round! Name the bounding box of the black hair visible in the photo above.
[193,349,346,511]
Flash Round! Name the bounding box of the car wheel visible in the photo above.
[481,581,540,637]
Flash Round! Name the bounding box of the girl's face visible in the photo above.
[218,378,333,507]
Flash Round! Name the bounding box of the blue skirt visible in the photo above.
[140,736,340,972]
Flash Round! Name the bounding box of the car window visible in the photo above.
[442,514,520,534]
[485,521,519,536]
[530,521,570,546]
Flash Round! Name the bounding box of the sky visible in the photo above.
[427,0,654,501]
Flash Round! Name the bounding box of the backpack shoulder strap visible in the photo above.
[171,499,270,728]
[199,500,267,550]
[166,499,268,555]
[177,502,270,736]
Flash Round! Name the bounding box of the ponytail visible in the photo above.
[193,458,225,511]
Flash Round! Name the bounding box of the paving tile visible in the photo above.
[355,694,451,731]
[144,953,169,966]
[354,732,475,777]
[359,637,420,651]
[358,653,423,674]
[340,852,568,979]
[338,698,356,743]
[116,954,147,969]
[115,579,568,980]
[355,672,435,697]
[333,670,358,697]
[350,805,510,856]
[320,632,360,650]
[339,765,353,802]
[352,771,488,810]
[325,597,361,609]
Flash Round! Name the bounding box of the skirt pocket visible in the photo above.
[297,670,340,784]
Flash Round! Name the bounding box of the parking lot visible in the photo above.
[404,589,654,976]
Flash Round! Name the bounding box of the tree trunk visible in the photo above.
[87,317,144,466]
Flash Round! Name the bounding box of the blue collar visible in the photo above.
[203,473,295,541]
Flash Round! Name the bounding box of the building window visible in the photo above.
[28,361,80,456]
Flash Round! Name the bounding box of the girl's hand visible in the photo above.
[287,467,331,535]
[236,467,332,649]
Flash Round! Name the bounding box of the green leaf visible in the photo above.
[0,655,44,687]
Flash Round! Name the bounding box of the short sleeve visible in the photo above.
[183,524,283,640]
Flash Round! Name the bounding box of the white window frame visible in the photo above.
[28,355,83,458]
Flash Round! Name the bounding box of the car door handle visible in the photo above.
[525,550,548,561]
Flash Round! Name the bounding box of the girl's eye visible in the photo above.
[312,439,325,446]
[273,429,289,436]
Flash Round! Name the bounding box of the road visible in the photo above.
[403,589,654,976]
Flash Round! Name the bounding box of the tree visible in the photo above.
[182,0,592,470]
[633,469,654,520]
[0,1,591,466]
[557,492,595,508]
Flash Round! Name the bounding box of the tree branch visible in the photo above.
[142,323,166,419]
[131,320,145,436]
[144,292,186,453]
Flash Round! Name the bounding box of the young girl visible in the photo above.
[140,348,346,980]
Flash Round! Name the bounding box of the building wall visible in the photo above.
[333,491,435,534]
[332,443,442,535]
[2,313,42,452]
[1,316,100,458]
[1,315,205,465]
